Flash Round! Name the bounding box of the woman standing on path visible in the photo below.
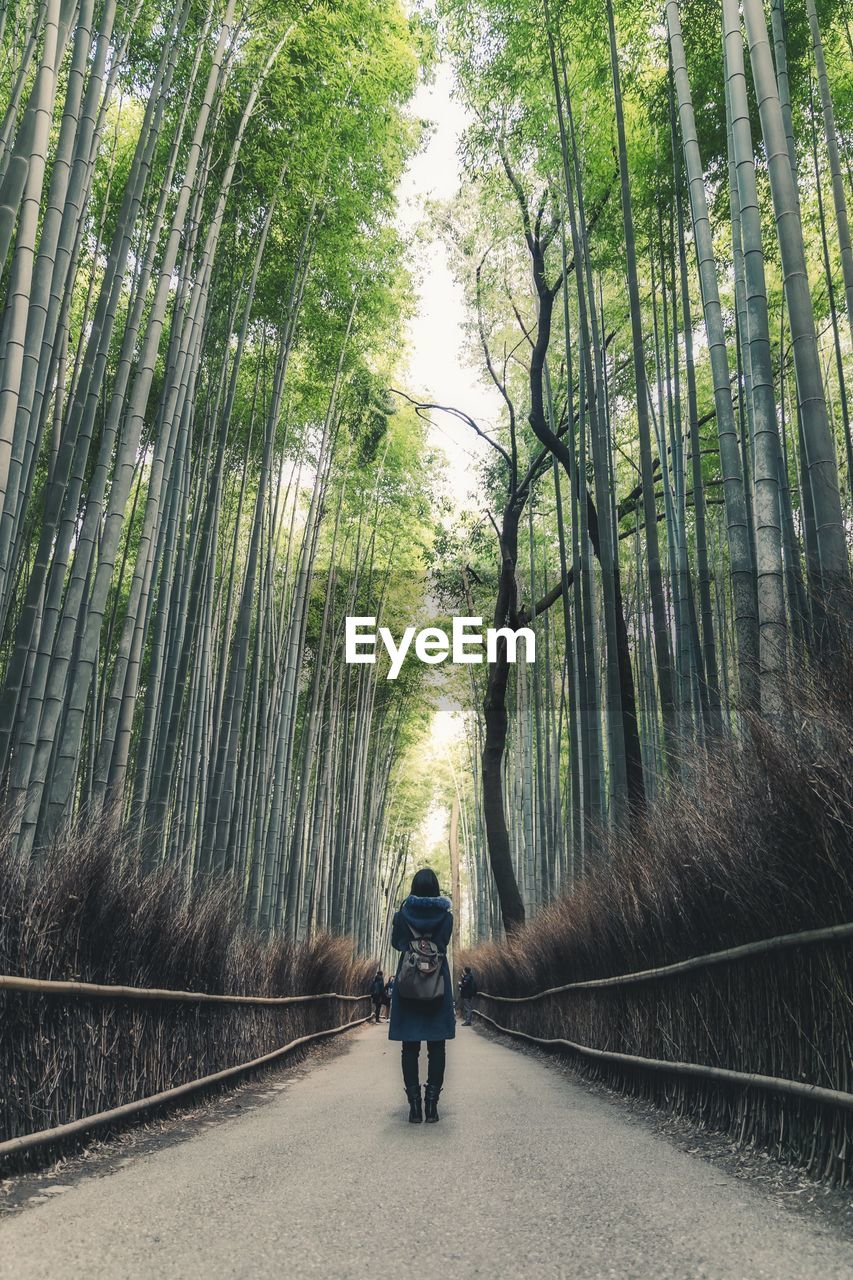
[389,868,455,1124]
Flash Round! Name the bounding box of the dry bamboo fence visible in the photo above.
[0,828,378,1172]
[0,973,371,1166]
[474,923,853,1186]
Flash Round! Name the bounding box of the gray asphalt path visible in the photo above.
[1,1024,850,1279]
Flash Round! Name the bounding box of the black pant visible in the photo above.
[401,1040,445,1090]
[372,999,382,1023]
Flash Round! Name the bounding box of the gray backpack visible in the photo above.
[396,926,445,1001]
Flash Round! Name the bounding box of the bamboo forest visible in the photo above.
[1,0,853,1217]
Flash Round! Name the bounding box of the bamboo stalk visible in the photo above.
[0,974,372,1005]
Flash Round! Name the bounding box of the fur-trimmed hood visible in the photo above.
[399,894,451,935]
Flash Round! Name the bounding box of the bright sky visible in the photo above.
[420,706,466,849]
[394,63,501,816]
[396,63,504,511]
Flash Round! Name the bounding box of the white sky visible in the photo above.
[421,706,466,845]
[396,63,504,511]
[394,64,501,780]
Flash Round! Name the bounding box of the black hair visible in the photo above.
[410,867,441,898]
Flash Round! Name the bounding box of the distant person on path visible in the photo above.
[382,975,394,1021]
[459,966,477,1025]
[389,867,455,1124]
[370,969,385,1024]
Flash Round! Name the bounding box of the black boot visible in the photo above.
[424,1084,441,1123]
[405,1086,423,1123]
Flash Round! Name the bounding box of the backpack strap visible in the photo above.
[408,923,445,954]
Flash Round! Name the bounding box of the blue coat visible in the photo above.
[388,895,456,1042]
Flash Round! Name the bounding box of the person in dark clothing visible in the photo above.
[369,970,385,1024]
[459,965,477,1025]
[381,976,394,1021]
[388,867,455,1124]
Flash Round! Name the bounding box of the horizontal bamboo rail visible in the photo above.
[0,1015,370,1158]
[477,921,853,1003]
[0,973,373,1006]
[473,1009,853,1112]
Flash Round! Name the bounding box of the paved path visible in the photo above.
[1,1024,850,1279]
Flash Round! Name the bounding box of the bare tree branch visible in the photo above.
[389,388,513,470]
[497,133,534,253]
[476,252,518,485]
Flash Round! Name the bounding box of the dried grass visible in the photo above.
[466,637,853,1185]
[0,818,372,1169]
